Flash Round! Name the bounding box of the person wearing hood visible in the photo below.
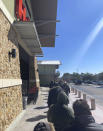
[47,91,74,131]
[34,122,55,131]
[62,82,70,96]
[63,99,103,131]
[50,81,54,89]
[47,86,63,108]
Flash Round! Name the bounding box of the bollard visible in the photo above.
[75,89,77,95]
[72,88,74,93]
[91,98,96,110]
[83,93,86,100]
[22,96,28,110]
[71,88,73,92]
[78,91,81,98]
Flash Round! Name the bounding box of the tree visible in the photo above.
[97,72,103,81]
[81,73,94,82]
[61,72,103,83]
[71,72,81,82]
[62,73,71,82]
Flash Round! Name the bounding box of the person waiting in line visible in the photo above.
[47,86,63,108]
[62,81,70,96]
[34,122,55,131]
[47,91,74,131]
[63,99,103,131]
[58,80,64,88]
[53,80,59,86]
[49,81,54,88]
[27,86,39,105]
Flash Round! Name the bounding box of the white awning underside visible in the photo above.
[13,21,43,56]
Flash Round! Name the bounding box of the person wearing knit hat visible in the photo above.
[47,91,74,131]
[47,86,63,108]
[63,99,103,131]
[34,122,55,131]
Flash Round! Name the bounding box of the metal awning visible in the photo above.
[38,60,61,75]
[13,21,43,56]
[37,60,61,65]
[31,0,58,47]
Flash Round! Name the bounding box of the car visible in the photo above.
[87,81,92,84]
[91,81,97,85]
[75,80,82,85]
[97,81,103,85]
[83,81,92,84]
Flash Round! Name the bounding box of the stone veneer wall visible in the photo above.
[29,56,36,88]
[0,10,20,79]
[0,9,23,131]
[29,56,40,89]
[34,57,40,88]
[0,86,22,131]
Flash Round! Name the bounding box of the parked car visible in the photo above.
[75,80,82,85]
[87,81,93,84]
[83,81,92,84]
[91,81,97,85]
[97,81,103,85]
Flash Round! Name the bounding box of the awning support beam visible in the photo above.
[35,20,60,27]
[39,34,59,39]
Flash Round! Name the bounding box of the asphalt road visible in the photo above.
[70,83,103,107]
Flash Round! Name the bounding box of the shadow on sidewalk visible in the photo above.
[26,115,47,122]
[34,106,48,110]
[44,96,48,98]
[75,96,80,98]
[44,111,48,114]
[41,93,48,96]
[43,98,48,101]
[41,90,49,93]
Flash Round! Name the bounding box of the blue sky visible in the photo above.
[38,0,103,76]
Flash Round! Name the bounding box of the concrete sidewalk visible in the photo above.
[6,87,49,131]
[6,87,103,131]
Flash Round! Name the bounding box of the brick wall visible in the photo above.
[0,9,23,131]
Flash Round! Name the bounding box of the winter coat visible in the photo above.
[50,81,54,88]
[62,83,70,96]
[63,115,103,131]
[47,86,63,107]
[47,92,74,131]
[34,122,55,131]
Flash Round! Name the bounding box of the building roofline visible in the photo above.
[38,60,61,65]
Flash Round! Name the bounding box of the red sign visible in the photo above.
[28,87,37,94]
[15,0,30,21]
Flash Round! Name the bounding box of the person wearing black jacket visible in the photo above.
[34,122,55,131]
[48,92,74,131]
[62,82,70,96]
[49,81,54,89]
[63,99,103,131]
[47,86,63,108]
